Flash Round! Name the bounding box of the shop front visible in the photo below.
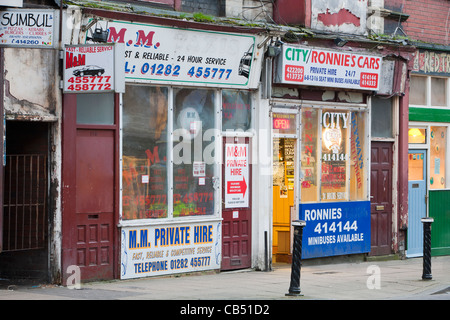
[408,48,450,257]
[271,43,379,260]
[58,8,267,282]
[96,18,264,279]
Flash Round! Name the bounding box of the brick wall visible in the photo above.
[402,0,450,45]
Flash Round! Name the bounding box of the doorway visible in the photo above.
[0,121,49,281]
[272,137,296,262]
[62,93,119,283]
[221,137,252,270]
[407,150,427,257]
[369,142,393,256]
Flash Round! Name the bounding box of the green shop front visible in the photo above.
[408,47,450,257]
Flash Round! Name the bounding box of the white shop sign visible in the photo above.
[277,45,381,91]
[63,44,124,93]
[91,20,260,89]
[120,221,221,279]
[0,9,57,48]
[224,143,249,208]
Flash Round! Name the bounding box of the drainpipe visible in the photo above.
[397,59,411,258]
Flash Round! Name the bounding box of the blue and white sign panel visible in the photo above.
[300,201,371,259]
[120,220,222,279]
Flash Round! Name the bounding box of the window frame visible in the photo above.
[410,75,450,109]
[119,85,255,227]
[409,121,450,191]
[299,104,370,203]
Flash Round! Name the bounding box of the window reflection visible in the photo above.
[122,85,168,220]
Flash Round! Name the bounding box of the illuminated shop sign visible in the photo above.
[273,118,290,130]
[272,113,296,135]
[276,45,381,91]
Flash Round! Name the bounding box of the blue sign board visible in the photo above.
[299,201,371,259]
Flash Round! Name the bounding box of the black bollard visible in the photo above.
[286,220,306,296]
[421,217,434,280]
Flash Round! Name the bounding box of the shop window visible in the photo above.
[301,107,368,202]
[371,96,393,138]
[410,76,427,106]
[430,126,447,189]
[273,137,296,195]
[300,108,319,202]
[431,78,447,107]
[321,109,350,201]
[222,90,252,131]
[122,85,169,220]
[349,111,367,201]
[408,153,424,180]
[410,75,449,108]
[77,93,114,125]
[173,88,216,217]
[408,128,426,144]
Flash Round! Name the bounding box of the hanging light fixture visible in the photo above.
[408,128,426,144]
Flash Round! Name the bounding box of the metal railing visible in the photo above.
[3,154,47,251]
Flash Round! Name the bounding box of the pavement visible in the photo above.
[0,255,449,303]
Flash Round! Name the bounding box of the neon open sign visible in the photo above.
[273,118,291,130]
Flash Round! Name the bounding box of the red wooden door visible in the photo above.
[62,94,118,284]
[221,137,252,270]
[74,129,115,280]
[370,142,393,256]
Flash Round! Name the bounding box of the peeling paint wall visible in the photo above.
[311,0,368,35]
[3,48,59,121]
[2,47,62,282]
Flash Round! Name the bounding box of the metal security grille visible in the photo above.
[3,154,47,251]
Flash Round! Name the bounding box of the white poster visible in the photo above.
[63,44,116,93]
[120,221,222,279]
[225,143,249,208]
[90,20,260,88]
[277,45,381,91]
[0,9,56,47]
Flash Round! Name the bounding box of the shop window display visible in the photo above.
[430,126,447,189]
[222,90,252,131]
[173,88,216,217]
[301,107,367,202]
[300,108,319,202]
[122,85,169,220]
[122,86,254,221]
